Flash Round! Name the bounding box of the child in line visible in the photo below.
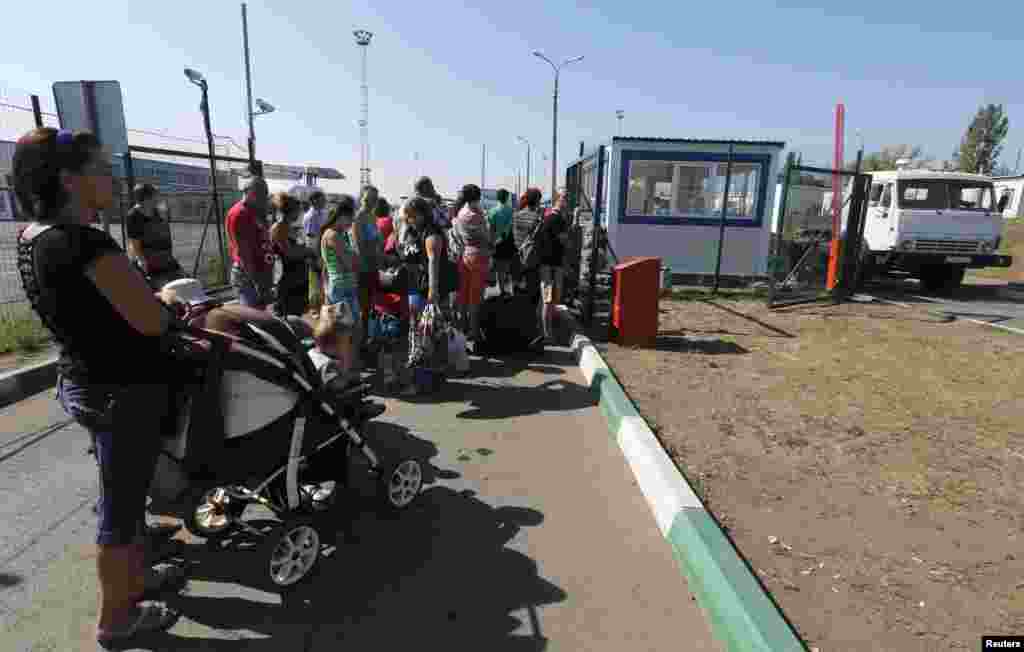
[307,302,358,391]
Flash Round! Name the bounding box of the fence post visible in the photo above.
[712,144,735,295]
[586,145,607,327]
[768,161,794,306]
[122,151,135,248]
[30,95,43,128]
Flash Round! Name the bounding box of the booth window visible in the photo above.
[626,160,760,219]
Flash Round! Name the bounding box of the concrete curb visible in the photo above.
[569,325,805,652]
[0,355,58,411]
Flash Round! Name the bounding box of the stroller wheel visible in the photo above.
[265,517,321,588]
[185,487,242,541]
[379,458,423,511]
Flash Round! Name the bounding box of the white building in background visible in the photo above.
[993,176,1024,219]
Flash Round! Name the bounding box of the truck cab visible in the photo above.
[860,169,1012,292]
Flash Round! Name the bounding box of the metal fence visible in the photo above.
[766,163,871,308]
[0,87,264,325]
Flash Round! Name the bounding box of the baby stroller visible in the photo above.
[150,282,425,589]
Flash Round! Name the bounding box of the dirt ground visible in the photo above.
[599,294,1024,651]
[972,218,1023,283]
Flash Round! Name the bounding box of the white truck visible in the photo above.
[853,169,1012,292]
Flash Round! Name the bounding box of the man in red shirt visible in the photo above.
[226,177,275,309]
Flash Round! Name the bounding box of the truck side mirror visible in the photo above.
[998,194,1010,212]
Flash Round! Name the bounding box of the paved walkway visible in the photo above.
[0,346,719,651]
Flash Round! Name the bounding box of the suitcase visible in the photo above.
[477,293,541,355]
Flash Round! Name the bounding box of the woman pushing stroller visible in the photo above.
[14,127,187,649]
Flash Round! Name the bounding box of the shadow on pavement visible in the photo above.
[0,572,22,588]
[445,370,597,421]
[151,490,564,650]
[869,278,1024,305]
[874,292,1018,323]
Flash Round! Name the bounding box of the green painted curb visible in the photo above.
[590,365,639,436]
[571,321,806,652]
[668,510,805,652]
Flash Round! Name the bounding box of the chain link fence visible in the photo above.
[0,87,258,330]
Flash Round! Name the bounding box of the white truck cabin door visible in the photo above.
[864,182,895,251]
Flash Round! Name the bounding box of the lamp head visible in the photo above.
[184,68,206,86]
[565,55,585,65]
[254,98,276,114]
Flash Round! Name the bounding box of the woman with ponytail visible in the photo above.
[13,128,185,649]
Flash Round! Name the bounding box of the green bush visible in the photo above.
[0,306,52,355]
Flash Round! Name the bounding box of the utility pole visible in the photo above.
[354,29,373,187]
[481,144,486,191]
[242,3,255,169]
[616,110,624,137]
[534,51,584,202]
[1015,147,1022,175]
[517,137,532,190]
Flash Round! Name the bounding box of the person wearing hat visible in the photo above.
[125,183,185,291]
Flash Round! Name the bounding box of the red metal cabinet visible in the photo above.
[611,256,660,347]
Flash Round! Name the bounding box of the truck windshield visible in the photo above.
[897,180,996,211]
[948,182,994,211]
[898,180,948,210]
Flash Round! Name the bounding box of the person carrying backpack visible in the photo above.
[512,187,544,298]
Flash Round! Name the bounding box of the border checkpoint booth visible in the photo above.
[568,137,786,284]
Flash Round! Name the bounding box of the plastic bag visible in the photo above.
[448,328,470,373]
[408,304,451,370]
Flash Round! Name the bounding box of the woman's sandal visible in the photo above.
[141,563,188,600]
[96,601,181,650]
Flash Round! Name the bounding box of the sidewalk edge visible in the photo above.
[569,328,805,652]
[0,355,58,411]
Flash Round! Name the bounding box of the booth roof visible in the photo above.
[611,136,786,148]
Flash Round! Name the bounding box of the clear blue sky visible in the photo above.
[2,0,1022,200]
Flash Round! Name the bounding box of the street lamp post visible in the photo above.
[517,136,532,190]
[616,110,624,137]
[184,67,227,284]
[533,51,584,202]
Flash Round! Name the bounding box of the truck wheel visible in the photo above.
[854,247,875,290]
[920,265,964,295]
[943,266,966,293]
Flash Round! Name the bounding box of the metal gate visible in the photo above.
[565,145,616,326]
[768,163,872,308]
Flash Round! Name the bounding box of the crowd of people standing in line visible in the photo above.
[220,172,575,395]
[10,124,577,649]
